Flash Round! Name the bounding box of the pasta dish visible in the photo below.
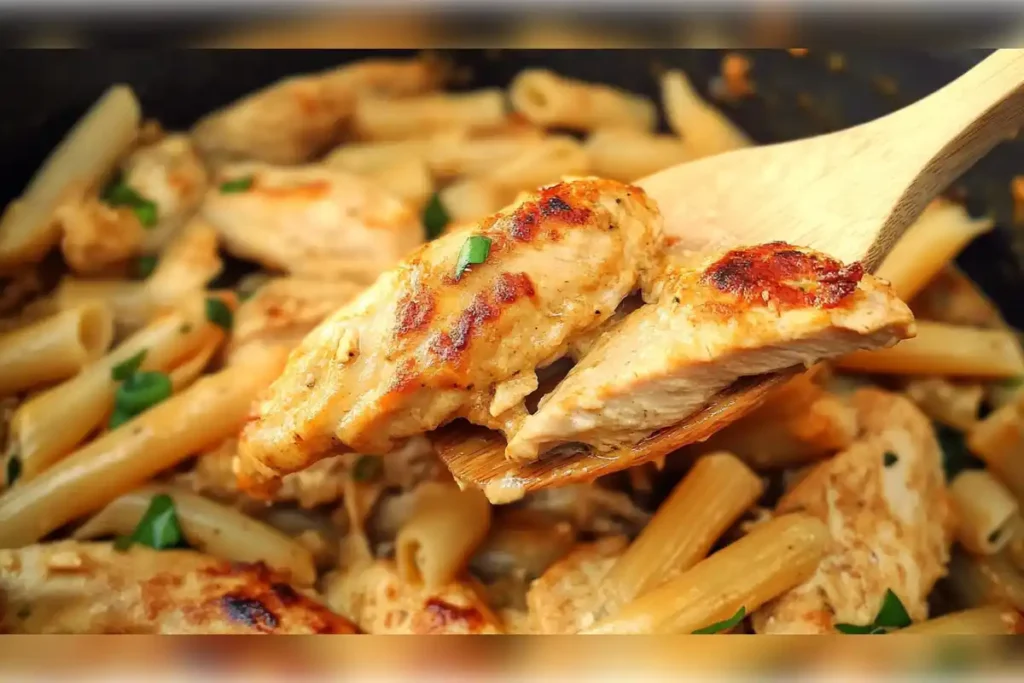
[0,52,1022,635]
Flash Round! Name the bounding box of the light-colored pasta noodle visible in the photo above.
[582,513,828,634]
[876,199,994,301]
[439,180,507,224]
[363,158,434,209]
[324,137,437,174]
[73,484,316,585]
[0,303,113,396]
[967,398,1024,503]
[584,129,691,183]
[660,70,752,158]
[903,377,984,431]
[427,130,545,180]
[600,452,764,609]
[395,482,492,589]
[167,335,222,391]
[0,347,287,548]
[949,470,1019,554]
[54,279,150,335]
[945,549,1024,611]
[0,85,140,273]
[9,295,225,480]
[910,264,1006,329]
[837,321,1024,378]
[510,70,655,132]
[353,89,507,141]
[898,605,1023,634]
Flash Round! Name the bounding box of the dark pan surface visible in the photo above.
[1,49,1022,326]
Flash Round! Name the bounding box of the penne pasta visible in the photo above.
[949,470,1019,555]
[54,278,150,335]
[903,377,984,431]
[0,85,140,273]
[601,452,764,609]
[362,158,434,210]
[837,321,1024,378]
[967,397,1024,503]
[427,130,545,180]
[584,129,692,183]
[469,510,577,584]
[324,136,437,174]
[582,514,828,634]
[660,70,752,158]
[0,302,113,396]
[898,605,1023,634]
[9,295,225,480]
[395,482,492,589]
[73,484,316,585]
[0,347,287,548]
[910,264,1006,329]
[945,549,1024,611]
[876,199,994,301]
[510,70,655,132]
[353,89,507,141]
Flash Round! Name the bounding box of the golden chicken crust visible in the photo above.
[0,541,358,634]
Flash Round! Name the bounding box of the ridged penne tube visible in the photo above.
[0,302,113,396]
[395,481,492,589]
[0,85,140,273]
[876,200,994,302]
[950,470,1019,554]
[353,89,507,141]
[324,137,436,174]
[660,70,751,158]
[167,335,223,392]
[73,484,316,585]
[945,549,1024,611]
[584,129,692,183]
[898,605,1023,634]
[427,131,545,180]
[362,158,434,209]
[967,400,1024,503]
[9,295,224,480]
[510,70,655,132]
[0,347,287,548]
[601,452,764,608]
[54,278,149,336]
[903,377,984,431]
[837,321,1024,378]
[582,514,828,634]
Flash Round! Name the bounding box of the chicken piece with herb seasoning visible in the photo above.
[237,178,663,492]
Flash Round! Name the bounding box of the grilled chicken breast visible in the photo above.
[237,179,663,491]
[506,243,915,461]
[753,389,954,634]
[0,541,357,634]
[191,57,444,166]
[202,163,423,283]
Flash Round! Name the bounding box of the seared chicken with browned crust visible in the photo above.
[237,178,663,491]
[0,541,357,634]
[191,57,445,166]
[506,243,916,461]
[202,163,423,283]
[753,389,954,633]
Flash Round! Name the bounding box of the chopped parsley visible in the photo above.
[883,451,899,468]
[936,424,984,481]
[352,455,384,482]
[423,192,450,240]
[135,255,158,279]
[693,606,746,634]
[114,494,185,551]
[835,589,912,634]
[454,236,492,280]
[6,455,21,487]
[101,175,159,228]
[205,297,233,331]
[219,175,254,194]
[109,353,173,430]
[111,350,147,381]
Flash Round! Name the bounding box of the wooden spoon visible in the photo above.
[435,49,1024,503]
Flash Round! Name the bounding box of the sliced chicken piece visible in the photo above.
[0,541,357,634]
[323,558,503,634]
[228,276,365,362]
[202,163,423,282]
[191,56,445,166]
[507,243,916,461]
[525,536,627,634]
[236,178,663,490]
[753,389,954,634]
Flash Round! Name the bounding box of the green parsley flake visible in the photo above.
[136,255,158,279]
[111,350,147,381]
[423,192,450,240]
[220,176,255,194]
[835,589,912,634]
[101,177,159,228]
[883,451,898,468]
[454,236,492,280]
[205,297,233,331]
[693,606,746,634]
[115,494,184,551]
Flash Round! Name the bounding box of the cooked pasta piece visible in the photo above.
[910,264,1006,329]
[324,558,503,634]
[967,395,1024,502]
[903,377,984,431]
[949,470,1019,555]
[510,70,655,132]
[361,158,434,209]
[427,129,545,180]
[525,536,628,634]
[584,129,691,183]
[395,482,492,589]
[352,89,507,141]
[469,509,577,587]
[0,302,113,396]
[583,514,828,635]
[9,295,226,479]
[191,56,444,165]
[0,541,356,634]
[0,347,287,548]
[837,321,1024,378]
[324,136,438,174]
[73,484,316,585]
[754,389,954,634]
[0,85,140,273]
[660,70,752,158]
[898,605,1023,634]
[876,199,994,301]
[945,549,1024,611]
[600,452,764,610]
